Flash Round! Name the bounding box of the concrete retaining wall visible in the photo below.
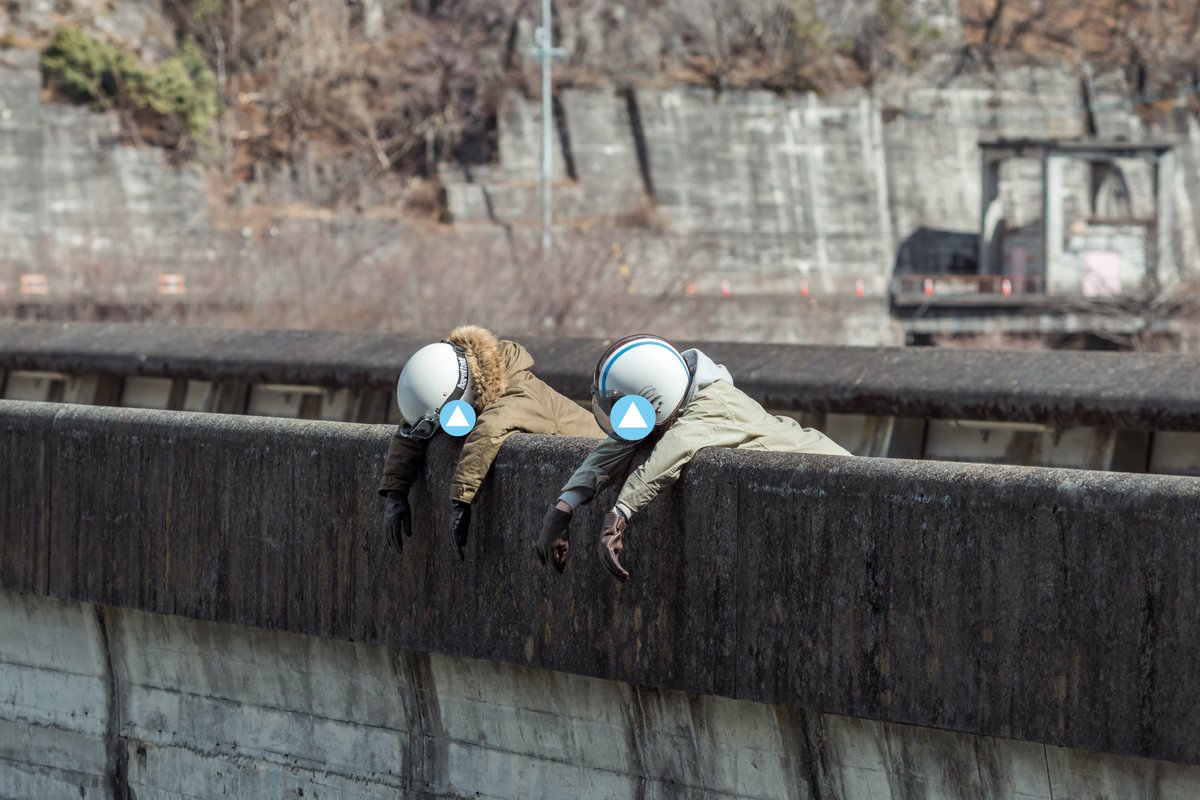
[4,588,1200,799]
[3,400,1200,770]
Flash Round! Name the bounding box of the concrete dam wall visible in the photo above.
[3,398,1200,789]
[6,588,1200,799]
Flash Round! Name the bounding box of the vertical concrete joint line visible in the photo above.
[622,684,650,787]
[553,92,578,182]
[1079,71,1098,137]
[1042,744,1056,800]
[97,606,129,799]
[624,87,656,199]
[401,650,449,791]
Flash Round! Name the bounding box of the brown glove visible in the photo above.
[535,506,572,573]
[597,509,629,582]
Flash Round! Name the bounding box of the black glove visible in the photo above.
[534,505,573,573]
[450,501,471,561]
[383,491,411,553]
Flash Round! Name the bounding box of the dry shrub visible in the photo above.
[402,178,449,222]
[613,200,670,232]
[154,0,955,212]
[76,224,671,338]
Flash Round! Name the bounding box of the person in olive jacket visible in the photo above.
[535,334,851,581]
[380,325,603,559]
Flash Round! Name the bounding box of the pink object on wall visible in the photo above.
[1082,250,1121,297]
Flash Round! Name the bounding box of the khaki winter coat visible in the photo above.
[379,326,603,504]
[558,352,852,517]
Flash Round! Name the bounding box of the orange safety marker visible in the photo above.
[1001,278,1013,296]
[923,277,934,296]
[855,278,865,297]
[720,279,731,298]
[19,274,48,296]
[158,273,187,296]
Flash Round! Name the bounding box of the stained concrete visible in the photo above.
[4,588,1200,799]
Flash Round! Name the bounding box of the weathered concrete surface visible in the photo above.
[0,592,110,799]
[3,400,1200,770]
[0,48,214,272]
[4,588,1200,799]
[444,66,1200,300]
[4,321,1200,429]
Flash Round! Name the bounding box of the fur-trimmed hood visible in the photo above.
[447,325,532,409]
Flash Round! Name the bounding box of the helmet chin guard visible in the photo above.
[590,334,691,436]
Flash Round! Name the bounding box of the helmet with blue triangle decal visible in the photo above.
[590,334,692,437]
[395,341,474,439]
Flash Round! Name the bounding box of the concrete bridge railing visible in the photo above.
[3,321,1200,429]
[3,399,1199,767]
[4,321,1200,476]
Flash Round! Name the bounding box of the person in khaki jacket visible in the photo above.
[534,334,851,582]
[380,325,602,558]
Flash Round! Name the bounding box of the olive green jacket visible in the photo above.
[558,350,851,518]
[379,336,602,504]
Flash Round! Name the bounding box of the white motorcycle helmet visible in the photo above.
[395,341,475,439]
[591,334,692,437]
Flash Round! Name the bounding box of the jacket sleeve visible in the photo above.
[614,396,745,516]
[450,408,532,504]
[378,427,431,497]
[557,435,641,509]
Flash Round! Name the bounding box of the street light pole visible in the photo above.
[532,0,564,260]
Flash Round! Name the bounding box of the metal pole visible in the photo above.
[540,0,553,259]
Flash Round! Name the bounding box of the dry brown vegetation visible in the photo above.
[1,224,688,337]
[960,0,1200,88]
[155,0,952,209]
[19,1,1200,209]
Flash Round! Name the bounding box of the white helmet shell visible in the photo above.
[395,342,475,438]
[591,335,691,435]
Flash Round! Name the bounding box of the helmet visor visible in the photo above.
[590,386,622,438]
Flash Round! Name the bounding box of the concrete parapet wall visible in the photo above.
[2,400,1200,769]
[4,588,1200,799]
[3,321,1200,430]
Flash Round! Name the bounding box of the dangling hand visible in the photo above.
[450,501,471,561]
[535,503,573,573]
[383,491,411,553]
[597,508,629,582]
